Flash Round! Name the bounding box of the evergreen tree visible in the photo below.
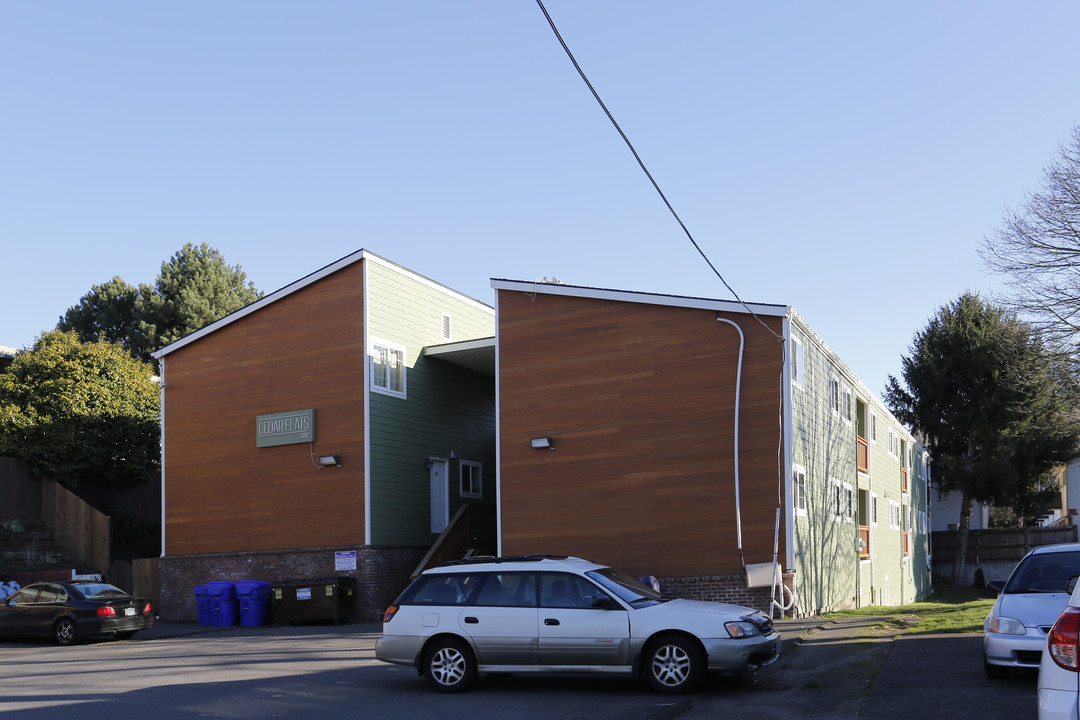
[57,243,263,361]
[138,242,263,352]
[57,276,153,358]
[885,292,1080,583]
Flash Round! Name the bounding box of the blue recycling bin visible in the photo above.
[236,580,271,627]
[206,581,239,627]
[194,584,211,626]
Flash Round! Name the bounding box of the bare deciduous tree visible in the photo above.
[982,126,1080,345]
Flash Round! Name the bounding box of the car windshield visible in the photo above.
[73,583,129,600]
[1004,551,1080,594]
[586,568,667,606]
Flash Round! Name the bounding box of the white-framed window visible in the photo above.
[830,479,842,522]
[441,312,452,341]
[843,483,854,523]
[870,493,879,527]
[791,335,805,388]
[829,375,852,423]
[370,337,406,398]
[870,412,877,444]
[918,510,926,534]
[888,428,900,459]
[460,460,482,498]
[888,500,901,530]
[793,465,807,516]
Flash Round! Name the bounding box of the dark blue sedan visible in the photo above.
[0,581,154,645]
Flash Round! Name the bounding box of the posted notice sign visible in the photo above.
[335,551,357,571]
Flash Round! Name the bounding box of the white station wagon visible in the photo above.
[375,554,780,693]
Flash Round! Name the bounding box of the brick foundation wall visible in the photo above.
[658,571,797,617]
[158,545,425,623]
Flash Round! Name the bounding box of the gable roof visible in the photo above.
[153,249,492,359]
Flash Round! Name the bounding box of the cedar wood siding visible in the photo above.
[162,261,365,555]
[497,289,786,579]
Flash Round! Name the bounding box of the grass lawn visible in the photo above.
[822,584,996,635]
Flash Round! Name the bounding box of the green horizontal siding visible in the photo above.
[365,260,496,546]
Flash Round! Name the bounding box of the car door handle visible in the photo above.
[464,616,479,624]
[544,618,560,626]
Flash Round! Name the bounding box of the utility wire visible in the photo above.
[534,0,782,341]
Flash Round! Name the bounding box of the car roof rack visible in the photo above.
[437,553,572,568]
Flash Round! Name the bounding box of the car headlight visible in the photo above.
[988,616,1026,635]
[725,621,761,638]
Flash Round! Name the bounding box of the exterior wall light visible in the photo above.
[530,436,554,450]
[319,454,341,467]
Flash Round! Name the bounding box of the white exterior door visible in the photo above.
[430,458,449,534]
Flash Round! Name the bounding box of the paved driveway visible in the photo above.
[678,617,1037,720]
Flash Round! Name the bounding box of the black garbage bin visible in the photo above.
[270,577,355,625]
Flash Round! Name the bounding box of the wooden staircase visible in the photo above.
[411,504,497,578]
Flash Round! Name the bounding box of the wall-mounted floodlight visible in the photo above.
[530,436,554,450]
[319,454,341,467]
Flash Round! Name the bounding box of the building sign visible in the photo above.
[256,409,314,447]
[335,551,357,571]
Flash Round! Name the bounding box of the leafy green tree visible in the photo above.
[0,331,160,491]
[885,292,1080,583]
[57,276,153,356]
[138,243,263,353]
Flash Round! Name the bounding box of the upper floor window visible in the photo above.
[791,335,805,388]
[460,460,482,499]
[888,428,900,459]
[830,375,852,423]
[870,412,877,443]
[371,337,406,398]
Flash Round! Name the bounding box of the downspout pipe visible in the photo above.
[716,316,745,570]
[158,358,166,559]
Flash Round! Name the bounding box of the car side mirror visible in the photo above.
[986,579,1005,595]
[591,596,614,610]
[1068,576,1079,594]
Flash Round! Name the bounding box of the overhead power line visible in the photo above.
[534,0,781,340]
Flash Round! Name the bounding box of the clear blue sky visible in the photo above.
[4,2,1080,396]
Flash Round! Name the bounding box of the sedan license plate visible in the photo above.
[124,607,136,617]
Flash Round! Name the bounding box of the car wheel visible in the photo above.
[983,655,1009,679]
[54,617,77,646]
[423,637,477,693]
[644,633,706,694]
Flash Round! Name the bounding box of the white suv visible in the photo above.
[1039,574,1080,719]
[375,554,780,693]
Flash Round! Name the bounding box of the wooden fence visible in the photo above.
[41,477,110,575]
[933,526,1078,565]
[0,457,42,522]
[932,526,1079,585]
[132,557,160,614]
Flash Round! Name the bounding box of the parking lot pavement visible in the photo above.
[679,617,1038,720]
[138,616,1037,720]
